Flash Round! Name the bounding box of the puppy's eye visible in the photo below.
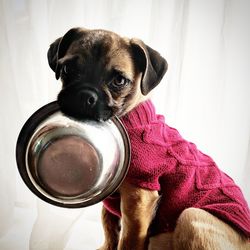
[61,64,79,79]
[111,75,129,88]
[62,65,68,74]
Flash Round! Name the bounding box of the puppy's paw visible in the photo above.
[97,243,117,250]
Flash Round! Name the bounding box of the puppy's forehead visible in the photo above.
[82,30,113,47]
[68,30,135,78]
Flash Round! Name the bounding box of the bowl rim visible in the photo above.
[16,101,130,208]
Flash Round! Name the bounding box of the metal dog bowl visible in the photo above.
[16,101,130,208]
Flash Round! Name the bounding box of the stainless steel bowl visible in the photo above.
[16,101,130,208]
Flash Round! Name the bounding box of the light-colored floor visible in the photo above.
[0,203,104,250]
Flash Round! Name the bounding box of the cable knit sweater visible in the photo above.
[103,100,250,238]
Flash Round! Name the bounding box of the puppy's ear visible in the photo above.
[131,39,168,95]
[47,28,83,80]
[47,37,61,74]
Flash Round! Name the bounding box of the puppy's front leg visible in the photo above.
[118,181,158,250]
[99,206,120,250]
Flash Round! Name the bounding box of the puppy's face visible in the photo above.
[48,28,167,120]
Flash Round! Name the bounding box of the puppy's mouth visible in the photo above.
[57,86,113,121]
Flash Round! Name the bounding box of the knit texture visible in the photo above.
[103,100,250,237]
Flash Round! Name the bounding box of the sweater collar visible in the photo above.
[120,99,157,129]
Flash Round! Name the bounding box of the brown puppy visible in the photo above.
[47,27,166,121]
[48,28,250,250]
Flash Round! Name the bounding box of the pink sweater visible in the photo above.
[103,100,250,238]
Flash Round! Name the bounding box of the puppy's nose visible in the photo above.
[80,89,98,108]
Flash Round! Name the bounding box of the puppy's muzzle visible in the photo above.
[57,85,112,121]
[80,89,98,109]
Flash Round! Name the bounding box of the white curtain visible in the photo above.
[0,0,249,249]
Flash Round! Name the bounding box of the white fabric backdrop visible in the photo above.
[0,0,249,249]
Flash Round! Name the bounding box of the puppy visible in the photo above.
[48,27,250,250]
